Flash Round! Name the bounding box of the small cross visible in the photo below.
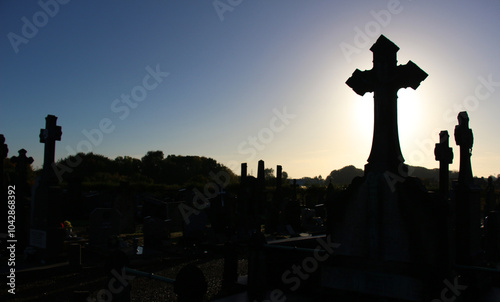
[434,131,453,199]
[346,35,428,174]
[11,149,34,190]
[39,115,62,181]
[0,134,8,159]
[454,111,473,185]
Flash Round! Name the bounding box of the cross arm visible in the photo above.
[395,61,428,90]
[346,69,375,96]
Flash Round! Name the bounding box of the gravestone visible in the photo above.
[237,163,250,240]
[89,208,121,249]
[30,115,65,257]
[346,35,427,175]
[1,135,8,246]
[10,149,34,250]
[324,35,447,301]
[485,176,497,215]
[453,111,482,265]
[267,165,283,234]
[434,130,456,268]
[142,196,171,250]
[113,181,135,234]
[11,149,34,195]
[434,131,453,199]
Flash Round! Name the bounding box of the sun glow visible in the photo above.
[397,88,422,148]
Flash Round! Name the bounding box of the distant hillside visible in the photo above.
[52,151,238,187]
[325,165,364,186]
[320,165,460,189]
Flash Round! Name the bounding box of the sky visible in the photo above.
[1,0,499,179]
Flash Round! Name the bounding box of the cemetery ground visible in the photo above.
[0,223,250,302]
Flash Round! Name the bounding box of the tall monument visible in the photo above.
[325,35,447,301]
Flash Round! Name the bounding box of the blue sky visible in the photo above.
[1,0,499,179]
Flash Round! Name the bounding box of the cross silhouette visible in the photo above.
[39,115,62,181]
[434,131,453,198]
[11,148,34,178]
[346,35,428,174]
[454,111,473,185]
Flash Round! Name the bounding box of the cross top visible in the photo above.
[346,35,428,174]
[39,114,62,181]
[435,131,453,164]
[11,148,34,178]
[40,115,62,143]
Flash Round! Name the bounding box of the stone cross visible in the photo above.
[0,134,7,183]
[434,131,453,199]
[454,111,473,185]
[346,35,428,174]
[276,165,282,191]
[11,149,34,191]
[241,162,247,185]
[1,135,7,230]
[39,115,62,182]
[0,134,7,160]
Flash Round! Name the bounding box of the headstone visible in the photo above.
[89,208,121,249]
[141,196,170,250]
[113,181,135,234]
[10,149,34,249]
[267,165,283,234]
[325,35,446,300]
[455,112,474,185]
[485,176,497,215]
[276,165,282,193]
[434,130,456,268]
[240,162,247,185]
[485,211,500,262]
[30,115,65,257]
[1,135,8,240]
[39,114,62,183]
[1,134,8,185]
[434,131,453,199]
[11,149,34,195]
[453,111,481,264]
[174,264,207,302]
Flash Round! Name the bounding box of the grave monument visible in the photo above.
[324,35,448,301]
[30,115,65,257]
